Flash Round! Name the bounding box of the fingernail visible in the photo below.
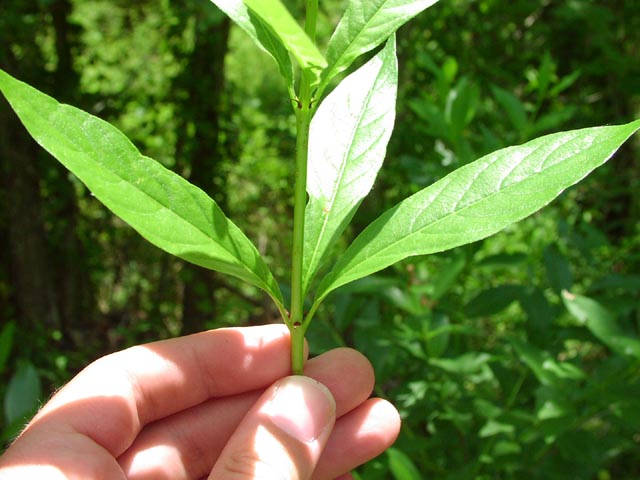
[266,376,336,443]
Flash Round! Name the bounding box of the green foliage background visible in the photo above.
[1,0,639,477]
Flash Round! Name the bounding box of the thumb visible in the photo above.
[209,375,336,480]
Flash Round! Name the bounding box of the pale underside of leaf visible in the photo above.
[303,36,397,295]
[315,120,640,302]
[0,69,284,308]
[320,0,440,94]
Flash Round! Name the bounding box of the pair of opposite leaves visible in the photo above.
[0,0,639,319]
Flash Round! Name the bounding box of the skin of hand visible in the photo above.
[0,324,401,479]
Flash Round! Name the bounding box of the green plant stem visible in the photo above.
[289,0,319,375]
[290,317,307,374]
[290,102,310,374]
[304,0,318,41]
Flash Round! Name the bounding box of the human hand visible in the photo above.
[0,325,400,479]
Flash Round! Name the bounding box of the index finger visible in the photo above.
[28,324,293,457]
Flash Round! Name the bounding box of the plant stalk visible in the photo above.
[289,0,319,375]
[290,100,310,374]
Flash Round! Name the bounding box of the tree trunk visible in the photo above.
[0,100,60,332]
[48,0,96,341]
[176,13,232,334]
[0,2,61,336]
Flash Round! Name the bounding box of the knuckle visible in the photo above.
[222,450,290,480]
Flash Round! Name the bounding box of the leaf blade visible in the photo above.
[316,120,640,300]
[562,291,640,359]
[241,0,327,81]
[303,36,397,294]
[210,0,295,91]
[320,0,440,93]
[0,69,284,308]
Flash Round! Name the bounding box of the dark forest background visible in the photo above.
[1,0,640,477]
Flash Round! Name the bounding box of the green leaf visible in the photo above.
[240,0,326,82]
[562,291,640,359]
[510,339,559,387]
[315,120,640,301]
[0,69,284,310]
[210,0,295,91]
[464,285,524,318]
[479,418,515,438]
[511,339,585,387]
[4,361,41,425]
[430,352,491,375]
[303,36,397,294]
[387,447,422,480]
[543,243,573,294]
[445,76,480,140]
[491,84,527,132]
[320,0,440,94]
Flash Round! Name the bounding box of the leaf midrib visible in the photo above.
[324,0,389,87]
[330,131,612,283]
[306,58,385,283]
[45,102,257,277]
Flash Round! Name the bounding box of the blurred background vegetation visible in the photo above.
[1,0,640,477]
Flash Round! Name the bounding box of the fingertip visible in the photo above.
[266,376,336,445]
[209,375,337,479]
[312,397,402,479]
[305,348,375,416]
[363,398,402,445]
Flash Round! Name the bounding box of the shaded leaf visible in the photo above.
[430,253,466,300]
[479,418,515,437]
[477,252,528,268]
[519,287,557,343]
[511,339,559,387]
[387,447,422,480]
[544,243,573,294]
[562,291,640,359]
[464,285,524,317]
[4,361,41,425]
[303,36,397,294]
[0,69,284,311]
[511,339,585,387]
[445,76,480,139]
[430,352,491,375]
[315,120,640,302]
[426,312,450,358]
[491,84,527,132]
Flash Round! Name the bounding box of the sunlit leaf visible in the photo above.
[315,120,640,301]
[303,36,397,294]
[210,0,295,91]
[320,0,440,94]
[0,69,284,311]
[241,0,326,83]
